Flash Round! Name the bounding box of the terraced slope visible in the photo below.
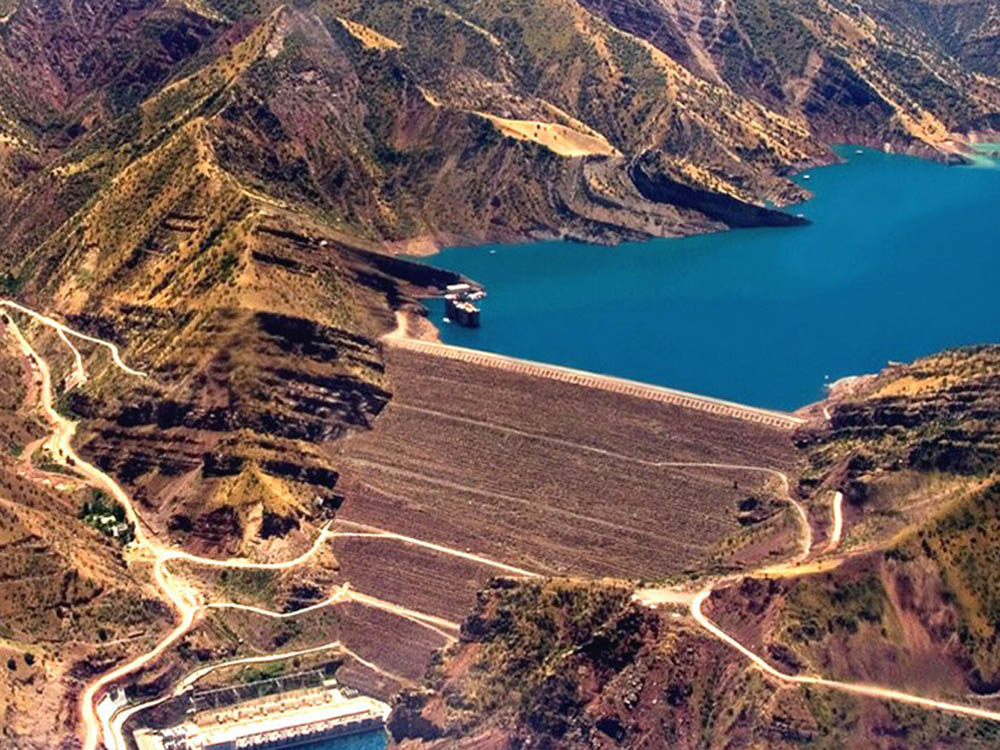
[390,348,1000,750]
[2,0,998,269]
[0,1,998,747]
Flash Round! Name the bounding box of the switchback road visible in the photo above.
[0,301,462,750]
[8,300,998,745]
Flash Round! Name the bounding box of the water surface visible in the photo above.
[424,146,1000,410]
[291,730,387,750]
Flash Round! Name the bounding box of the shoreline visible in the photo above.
[381,314,804,429]
[384,309,442,344]
[404,145,999,413]
[384,139,994,261]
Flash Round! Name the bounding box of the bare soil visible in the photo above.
[328,347,802,581]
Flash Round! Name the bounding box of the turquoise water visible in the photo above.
[424,146,1000,410]
[289,729,387,749]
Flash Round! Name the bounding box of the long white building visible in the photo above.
[134,685,390,750]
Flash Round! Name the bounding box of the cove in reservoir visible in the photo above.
[422,146,1000,411]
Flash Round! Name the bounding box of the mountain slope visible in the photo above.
[0,2,998,746]
[389,348,1000,750]
[3,0,997,267]
[578,0,1000,150]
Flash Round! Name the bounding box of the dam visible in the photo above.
[134,678,389,750]
[421,146,1000,410]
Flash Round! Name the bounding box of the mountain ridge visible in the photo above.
[0,1,999,747]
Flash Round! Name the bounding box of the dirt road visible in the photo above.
[9,299,998,744]
[825,491,845,553]
[691,588,1000,723]
[0,302,459,749]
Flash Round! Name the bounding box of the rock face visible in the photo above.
[577,0,1000,153]
[0,3,998,746]
[797,346,1000,484]
[630,158,810,229]
[2,0,997,263]
[62,238,449,552]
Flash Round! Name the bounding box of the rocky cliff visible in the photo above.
[2,0,997,268]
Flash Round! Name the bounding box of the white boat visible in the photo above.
[802,174,811,180]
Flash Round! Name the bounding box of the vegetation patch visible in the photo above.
[781,573,885,645]
[424,578,642,738]
[218,568,278,603]
[79,489,135,544]
[893,481,1000,679]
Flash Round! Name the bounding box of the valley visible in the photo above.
[0,0,999,748]
[5,296,1000,749]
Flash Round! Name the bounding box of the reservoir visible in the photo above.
[423,146,1000,410]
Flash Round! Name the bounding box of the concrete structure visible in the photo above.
[444,296,480,327]
[386,336,804,429]
[443,284,484,328]
[134,684,389,750]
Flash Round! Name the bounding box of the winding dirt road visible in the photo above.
[7,299,1000,747]
[207,583,461,642]
[825,490,845,553]
[691,587,1000,723]
[0,302,460,750]
[333,520,542,578]
[677,488,1000,724]
[1,300,146,377]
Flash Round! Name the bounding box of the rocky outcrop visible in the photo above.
[576,0,1000,152]
[630,159,810,229]
[797,346,1000,483]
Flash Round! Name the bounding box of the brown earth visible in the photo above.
[118,340,805,721]
[392,578,1000,750]
[0,331,174,748]
[329,345,802,580]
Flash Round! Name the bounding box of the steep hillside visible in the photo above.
[29,213,465,553]
[578,0,1000,150]
[390,578,1000,750]
[871,0,1000,79]
[0,2,998,746]
[389,348,1000,750]
[739,347,1000,701]
[0,337,173,748]
[3,0,998,270]
[797,345,1000,503]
